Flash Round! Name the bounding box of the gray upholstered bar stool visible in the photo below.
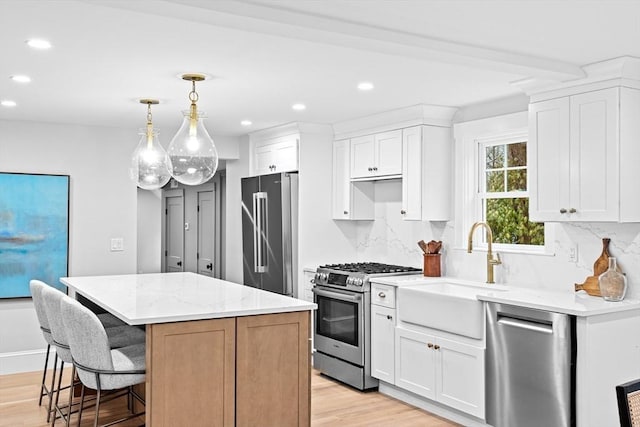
[60,297,146,427]
[29,280,60,423]
[40,285,145,426]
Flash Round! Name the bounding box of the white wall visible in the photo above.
[223,135,250,284]
[137,188,162,273]
[297,125,361,295]
[0,119,139,374]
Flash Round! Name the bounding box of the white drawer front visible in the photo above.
[371,283,396,308]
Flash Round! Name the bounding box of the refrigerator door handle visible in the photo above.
[255,192,268,273]
[253,192,260,273]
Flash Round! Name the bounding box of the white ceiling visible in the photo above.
[1,0,639,138]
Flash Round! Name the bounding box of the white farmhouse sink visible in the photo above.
[397,281,506,339]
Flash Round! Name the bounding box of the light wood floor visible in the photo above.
[0,368,458,426]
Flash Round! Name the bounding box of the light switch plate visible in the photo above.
[110,237,124,252]
[568,244,578,262]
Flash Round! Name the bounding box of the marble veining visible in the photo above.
[351,180,640,299]
[61,272,316,325]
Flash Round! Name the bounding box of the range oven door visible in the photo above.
[313,285,365,366]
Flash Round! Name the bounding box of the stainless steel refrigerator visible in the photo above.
[241,172,298,296]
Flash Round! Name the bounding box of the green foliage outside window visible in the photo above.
[483,141,544,246]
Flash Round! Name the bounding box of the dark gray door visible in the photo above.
[241,176,261,289]
[260,173,286,295]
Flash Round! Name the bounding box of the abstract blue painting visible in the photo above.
[0,172,69,298]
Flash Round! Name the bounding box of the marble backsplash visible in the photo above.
[352,180,640,300]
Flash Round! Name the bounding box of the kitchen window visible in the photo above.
[477,136,545,250]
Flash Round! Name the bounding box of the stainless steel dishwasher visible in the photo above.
[486,302,576,427]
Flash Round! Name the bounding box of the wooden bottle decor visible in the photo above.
[575,238,622,296]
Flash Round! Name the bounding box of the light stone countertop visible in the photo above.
[61,272,316,325]
[370,275,640,317]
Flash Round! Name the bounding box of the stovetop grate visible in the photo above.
[319,262,421,275]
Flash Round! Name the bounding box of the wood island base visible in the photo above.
[145,311,311,426]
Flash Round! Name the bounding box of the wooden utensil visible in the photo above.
[427,240,442,254]
[418,240,428,254]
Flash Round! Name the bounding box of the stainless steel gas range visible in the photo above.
[312,262,421,390]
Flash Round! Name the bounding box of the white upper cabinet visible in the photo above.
[350,130,402,179]
[332,139,374,220]
[529,86,640,222]
[401,126,423,220]
[251,134,299,176]
[401,125,452,221]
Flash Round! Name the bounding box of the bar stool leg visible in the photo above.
[39,344,51,406]
[76,384,85,427]
[46,353,59,423]
[51,361,65,427]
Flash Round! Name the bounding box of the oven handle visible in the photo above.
[312,287,362,302]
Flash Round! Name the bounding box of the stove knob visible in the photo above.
[356,278,364,286]
[321,273,328,282]
[346,277,353,286]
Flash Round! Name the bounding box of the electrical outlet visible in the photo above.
[110,238,124,252]
[568,244,578,262]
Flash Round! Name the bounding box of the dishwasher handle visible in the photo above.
[497,314,553,334]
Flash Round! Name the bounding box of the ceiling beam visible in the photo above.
[89,0,585,81]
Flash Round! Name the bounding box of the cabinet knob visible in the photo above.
[386,315,393,320]
[373,167,378,171]
[343,210,349,215]
[434,345,440,350]
[378,292,386,298]
[559,208,567,214]
[427,343,434,349]
[569,208,577,213]
[400,210,406,215]
[368,167,373,172]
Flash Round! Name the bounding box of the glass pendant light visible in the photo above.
[167,74,218,186]
[130,99,171,190]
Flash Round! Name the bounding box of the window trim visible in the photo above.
[454,113,554,256]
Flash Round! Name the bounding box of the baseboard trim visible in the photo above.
[0,347,57,375]
[378,381,488,427]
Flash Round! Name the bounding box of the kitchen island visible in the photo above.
[61,272,316,426]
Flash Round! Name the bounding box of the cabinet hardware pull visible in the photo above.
[368,167,373,172]
[343,210,348,215]
[559,208,567,214]
[569,208,577,213]
[378,292,386,298]
[434,345,440,350]
[400,210,406,215]
[427,343,434,348]
[373,167,378,171]
[386,315,393,320]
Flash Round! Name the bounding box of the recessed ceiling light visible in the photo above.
[240,120,252,126]
[292,103,306,111]
[1,100,17,107]
[26,39,52,50]
[357,82,374,91]
[10,75,31,83]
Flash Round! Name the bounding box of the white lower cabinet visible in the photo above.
[395,326,485,418]
[395,327,437,399]
[371,305,396,383]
